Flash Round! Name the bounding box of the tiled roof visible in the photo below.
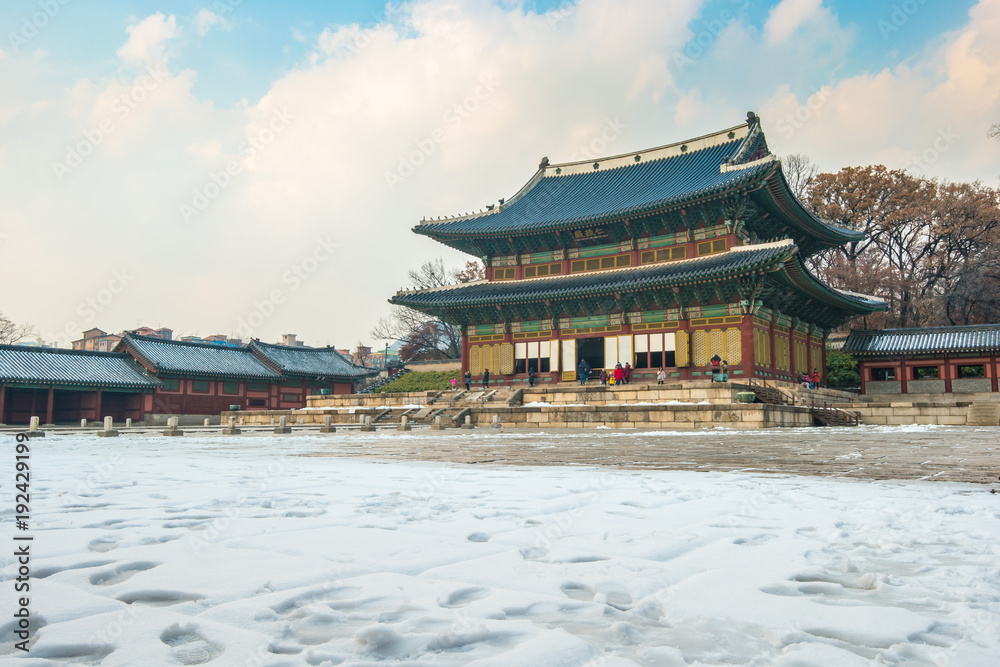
[414,117,860,248]
[393,241,797,309]
[249,341,378,380]
[0,345,161,389]
[843,325,1000,356]
[120,334,280,381]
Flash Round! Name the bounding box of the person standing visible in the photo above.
[483,368,490,389]
[656,368,666,384]
[810,368,822,389]
[720,360,728,382]
[599,368,608,385]
[578,358,589,386]
[624,362,632,384]
[450,377,458,391]
[613,363,624,386]
[528,365,535,388]
[464,370,472,391]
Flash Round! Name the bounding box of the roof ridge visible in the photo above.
[0,344,131,358]
[850,323,1000,334]
[126,333,248,351]
[417,119,753,227]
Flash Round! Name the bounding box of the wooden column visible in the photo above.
[992,353,999,393]
[740,315,754,377]
[94,389,102,422]
[181,377,188,415]
[859,360,868,395]
[0,385,6,424]
[45,387,55,425]
[943,355,953,394]
[899,356,908,395]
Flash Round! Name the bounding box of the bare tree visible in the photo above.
[372,259,485,362]
[0,313,36,345]
[990,122,1000,141]
[782,153,818,204]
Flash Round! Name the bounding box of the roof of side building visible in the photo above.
[0,344,161,390]
[843,324,1000,356]
[118,334,281,381]
[248,341,378,380]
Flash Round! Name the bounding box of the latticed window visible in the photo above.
[640,246,686,264]
[192,380,210,393]
[570,254,631,273]
[493,268,517,280]
[522,262,563,278]
[696,238,727,256]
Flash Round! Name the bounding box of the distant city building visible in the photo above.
[281,334,306,347]
[131,327,173,340]
[71,328,123,352]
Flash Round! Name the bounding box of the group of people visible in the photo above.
[799,369,823,389]
[598,362,632,386]
[709,355,729,381]
[454,361,824,389]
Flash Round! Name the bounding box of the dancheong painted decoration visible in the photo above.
[392,112,886,385]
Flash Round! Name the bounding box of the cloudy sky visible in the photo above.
[1,0,997,349]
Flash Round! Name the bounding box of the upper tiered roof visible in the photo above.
[415,113,861,258]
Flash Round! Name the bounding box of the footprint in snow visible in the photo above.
[734,534,778,546]
[467,532,491,542]
[561,582,595,601]
[439,587,490,608]
[89,561,158,586]
[88,537,119,553]
[160,624,223,665]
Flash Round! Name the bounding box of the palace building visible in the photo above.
[391,113,886,385]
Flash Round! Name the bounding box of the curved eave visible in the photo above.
[751,167,863,254]
[413,164,772,252]
[777,257,887,316]
[0,376,160,390]
[391,243,797,313]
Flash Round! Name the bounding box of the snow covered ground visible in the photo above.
[2,433,999,666]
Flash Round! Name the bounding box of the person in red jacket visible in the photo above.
[613,364,624,386]
[810,368,822,389]
[624,362,632,384]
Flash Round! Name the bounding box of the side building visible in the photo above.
[392,113,885,386]
[0,345,161,425]
[843,324,1000,396]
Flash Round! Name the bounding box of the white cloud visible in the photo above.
[195,9,229,36]
[764,0,823,46]
[1,0,998,350]
[116,13,178,64]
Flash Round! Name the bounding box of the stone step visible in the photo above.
[967,403,1000,426]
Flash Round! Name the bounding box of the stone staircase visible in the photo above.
[967,403,1000,426]
[736,379,860,427]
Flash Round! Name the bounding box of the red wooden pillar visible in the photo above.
[461,327,470,377]
[859,359,868,395]
[94,389,102,422]
[740,315,754,377]
[679,318,692,381]
[992,353,998,393]
[0,385,6,424]
[943,355,953,394]
[181,377,188,415]
[45,387,55,425]
[821,332,828,386]
[768,321,777,380]
[898,357,908,394]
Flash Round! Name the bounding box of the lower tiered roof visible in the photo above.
[248,340,378,381]
[391,240,885,329]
